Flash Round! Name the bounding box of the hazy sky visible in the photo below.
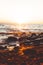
[0,0,43,24]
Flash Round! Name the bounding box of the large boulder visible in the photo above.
[6,36,18,43]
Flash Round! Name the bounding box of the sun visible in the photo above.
[16,21,24,25]
[15,19,26,25]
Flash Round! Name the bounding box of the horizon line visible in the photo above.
[0,20,43,25]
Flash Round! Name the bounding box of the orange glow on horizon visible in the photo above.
[0,20,43,26]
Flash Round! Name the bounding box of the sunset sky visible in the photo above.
[0,0,43,24]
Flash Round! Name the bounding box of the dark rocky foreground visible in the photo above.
[0,45,43,65]
[0,32,43,65]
